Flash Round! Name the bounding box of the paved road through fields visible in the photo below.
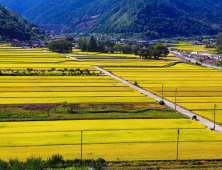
[94,66,222,133]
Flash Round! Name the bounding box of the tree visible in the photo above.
[47,40,72,53]
[97,43,105,53]
[78,39,87,52]
[114,43,123,53]
[131,44,140,55]
[216,33,222,54]
[88,36,98,52]
[78,36,100,52]
[140,49,149,59]
[122,45,133,54]
[75,68,80,74]
[84,69,90,75]
[69,69,75,75]
[154,43,169,58]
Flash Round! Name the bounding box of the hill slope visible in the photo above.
[0,0,40,14]
[0,5,37,40]
[23,0,222,38]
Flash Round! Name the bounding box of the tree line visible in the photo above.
[78,36,170,59]
[79,36,141,55]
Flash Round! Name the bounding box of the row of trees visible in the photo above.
[79,36,141,55]
[49,36,168,58]
[139,44,169,59]
[0,68,93,76]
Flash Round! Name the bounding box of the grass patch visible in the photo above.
[0,103,186,121]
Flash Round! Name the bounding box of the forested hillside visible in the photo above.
[0,0,39,14]
[0,5,41,40]
[23,0,222,38]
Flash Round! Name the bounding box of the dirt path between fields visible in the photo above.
[94,66,222,133]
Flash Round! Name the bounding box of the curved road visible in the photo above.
[94,66,222,133]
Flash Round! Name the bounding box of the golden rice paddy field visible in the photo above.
[173,45,217,54]
[0,48,181,72]
[1,119,222,161]
[0,48,182,105]
[0,48,101,73]
[174,45,206,52]
[1,47,222,162]
[0,76,156,104]
[70,52,182,65]
[106,63,222,124]
[81,59,173,67]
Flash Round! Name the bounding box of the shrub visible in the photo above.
[46,153,64,166]
[95,158,106,164]
[159,100,165,105]
[62,101,68,107]
[195,62,201,66]
[0,159,8,169]
[82,159,95,164]
[134,81,138,86]
[26,156,43,170]
[9,158,24,170]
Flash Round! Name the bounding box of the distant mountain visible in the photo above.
[23,0,222,38]
[0,0,40,14]
[0,4,38,40]
[23,0,94,24]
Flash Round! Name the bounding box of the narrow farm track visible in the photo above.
[94,66,222,133]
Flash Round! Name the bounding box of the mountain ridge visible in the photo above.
[22,0,222,38]
[0,0,40,14]
[0,4,43,40]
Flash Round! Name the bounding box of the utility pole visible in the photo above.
[176,129,180,162]
[63,42,64,54]
[175,88,177,111]
[162,84,164,101]
[81,131,83,163]
[87,44,88,55]
[214,104,216,130]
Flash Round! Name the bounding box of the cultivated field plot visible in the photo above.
[174,45,206,52]
[0,49,65,58]
[0,119,222,161]
[70,52,139,58]
[106,63,222,124]
[0,48,99,73]
[81,59,173,67]
[0,76,155,104]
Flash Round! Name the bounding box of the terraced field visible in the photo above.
[1,119,222,161]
